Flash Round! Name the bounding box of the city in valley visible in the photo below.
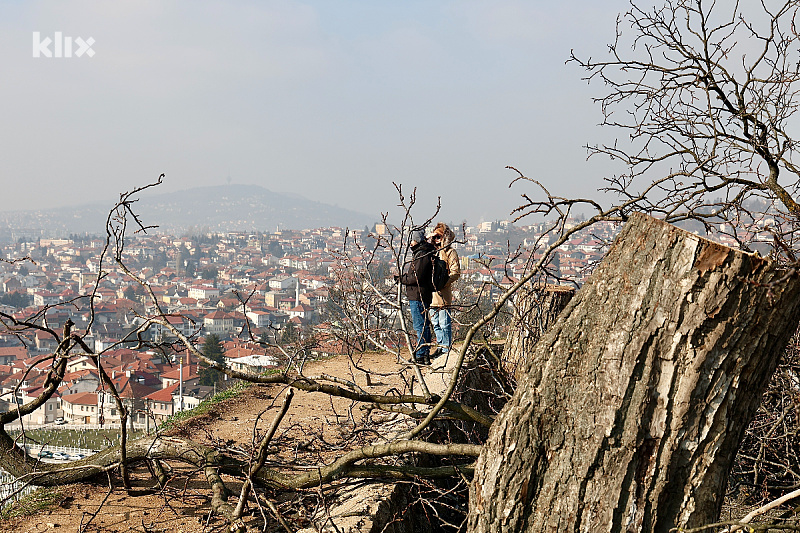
[0,217,622,431]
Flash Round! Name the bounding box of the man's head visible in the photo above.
[410,229,426,246]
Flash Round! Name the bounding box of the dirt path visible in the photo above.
[0,351,437,533]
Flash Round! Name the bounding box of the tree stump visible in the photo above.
[468,213,800,533]
[504,284,575,382]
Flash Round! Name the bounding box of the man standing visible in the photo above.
[430,223,460,355]
[397,228,436,365]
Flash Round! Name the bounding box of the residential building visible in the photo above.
[61,392,99,424]
[203,310,235,336]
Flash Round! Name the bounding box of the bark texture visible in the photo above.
[504,284,575,381]
[468,213,800,533]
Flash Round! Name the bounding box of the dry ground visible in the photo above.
[0,351,423,532]
[0,349,783,532]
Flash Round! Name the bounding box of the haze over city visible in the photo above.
[1,0,628,226]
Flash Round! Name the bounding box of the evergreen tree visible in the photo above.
[201,267,218,281]
[267,240,283,258]
[0,292,31,308]
[280,322,297,344]
[123,285,137,301]
[151,250,167,272]
[549,251,561,276]
[199,333,226,386]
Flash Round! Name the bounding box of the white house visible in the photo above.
[143,314,201,341]
[173,385,214,412]
[33,291,61,306]
[203,311,235,336]
[60,392,99,424]
[188,284,220,300]
[246,310,273,328]
[287,304,314,321]
[268,275,297,291]
[227,353,278,375]
[12,386,62,424]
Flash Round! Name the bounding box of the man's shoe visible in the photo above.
[429,347,442,357]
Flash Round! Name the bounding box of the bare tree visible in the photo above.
[567,0,800,250]
[469,213,800,533]
[466,1,800,531]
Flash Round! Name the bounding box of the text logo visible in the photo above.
[33,32,95,58]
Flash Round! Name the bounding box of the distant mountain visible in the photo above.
[135,185,375,233]
[0,185,375,239]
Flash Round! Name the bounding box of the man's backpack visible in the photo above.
[431,254,450,291]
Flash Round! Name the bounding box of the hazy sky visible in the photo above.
[1,0,631,225]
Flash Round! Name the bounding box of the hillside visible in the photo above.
[0,351,412,532]
[0,184,375,239]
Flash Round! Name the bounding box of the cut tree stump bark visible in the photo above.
[504,284,575,381]
[468,213,800,533]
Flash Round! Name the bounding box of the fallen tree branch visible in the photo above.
[255,440,481,489]
[729,487,800,532]
[234,388,294,519]
[342,463,475,480]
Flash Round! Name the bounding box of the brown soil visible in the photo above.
[0,351,418,532]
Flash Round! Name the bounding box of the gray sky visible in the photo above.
[1,0,629,225]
